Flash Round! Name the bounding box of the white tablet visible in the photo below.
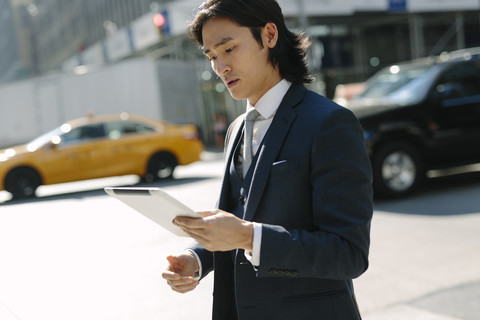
[104,187,200,237]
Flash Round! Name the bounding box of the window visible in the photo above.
[435,61,480,106]
[104,121,155,140]
[61,124,106,145]
[438,62,480,96]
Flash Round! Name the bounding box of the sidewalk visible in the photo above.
[355,205,480,320]
[0,302,18,320]
[363,280,480,320]
[1,149,478,320]
[200,147,225,161]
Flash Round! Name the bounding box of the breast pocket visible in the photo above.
[270,158,302,177]
[259,157,310,226]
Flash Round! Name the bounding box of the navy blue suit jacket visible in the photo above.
[193,84,373,319]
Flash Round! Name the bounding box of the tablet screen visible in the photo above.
[105,187,200,237]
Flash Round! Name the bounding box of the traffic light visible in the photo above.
[153,13,166,38]
[153,13,165,28]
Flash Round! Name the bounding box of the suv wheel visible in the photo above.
[372,142,424,198]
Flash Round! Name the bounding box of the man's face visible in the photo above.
[202,17,281,105]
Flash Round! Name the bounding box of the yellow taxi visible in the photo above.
[0,113,204,198]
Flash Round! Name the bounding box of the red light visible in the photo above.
[153,14,165,27]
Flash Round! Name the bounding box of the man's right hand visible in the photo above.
[162,251,200,293]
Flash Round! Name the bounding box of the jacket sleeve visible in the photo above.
[190,242,214,280]
[257,107,373,280]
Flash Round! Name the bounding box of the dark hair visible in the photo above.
[189,0,314,84]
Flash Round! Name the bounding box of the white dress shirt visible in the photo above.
[244,79,292,267]
[248,79,292,157]
[190,79,292,277]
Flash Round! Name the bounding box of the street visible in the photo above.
[0,151,479,320]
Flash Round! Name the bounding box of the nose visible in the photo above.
[212,57,230,77]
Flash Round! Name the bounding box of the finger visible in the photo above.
[166,255,179,265]
[196,210,219,218]
[165,256,185,274]
[167,276,195,286]
[166,255,184,267]
[179,227,210,244]
[168,278,199,293]
[170,282,198,293]
[162,271,181,280]
[173,216,205,229]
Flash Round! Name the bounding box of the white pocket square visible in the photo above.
[272,160,287,166]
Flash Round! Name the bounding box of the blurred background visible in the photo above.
[1,0,479,148]
[1,1,480,320]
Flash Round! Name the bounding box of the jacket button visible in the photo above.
[239,196,245,204]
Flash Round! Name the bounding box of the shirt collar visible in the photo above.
[247,79,292,119]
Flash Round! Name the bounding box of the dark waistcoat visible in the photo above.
[212,131,259,320]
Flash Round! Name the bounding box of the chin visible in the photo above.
[228,90,246,101]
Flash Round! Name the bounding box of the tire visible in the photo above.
[145,152,177,182]
[4,167,42,199]
[372,141,424,198]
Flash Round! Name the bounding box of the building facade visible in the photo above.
[5,0,175,79]
[4,1,480,88]
[2,0,480,145]
[0,0,19,82]
[300,10,480,97]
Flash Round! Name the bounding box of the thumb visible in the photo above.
[166,255,178,263]
[166,255,183,270]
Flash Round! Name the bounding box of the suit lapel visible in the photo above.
[243,84,306,221]
[218,114,245,210]
[225,114,245,165]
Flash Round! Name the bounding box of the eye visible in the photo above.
[207,55,217,62]
[225,47,234,53]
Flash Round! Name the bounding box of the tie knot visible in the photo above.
[245,108,260,121]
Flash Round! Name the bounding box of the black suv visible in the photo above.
[348,48,480,197]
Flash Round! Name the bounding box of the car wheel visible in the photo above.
[4,167,42,199]
[145,152,177,181]
[372,141,424,198]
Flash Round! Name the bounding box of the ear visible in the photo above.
[262,22,278,49]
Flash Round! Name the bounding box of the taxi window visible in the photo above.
[61,124,106,145]
[105,121,155,140]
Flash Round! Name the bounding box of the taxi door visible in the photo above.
[38,123,115,184]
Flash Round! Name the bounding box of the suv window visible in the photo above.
[359,65,432,99]
[435,61,480,104]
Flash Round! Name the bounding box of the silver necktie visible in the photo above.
[243,107,260,177]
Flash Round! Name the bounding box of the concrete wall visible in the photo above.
[0,57,201,148]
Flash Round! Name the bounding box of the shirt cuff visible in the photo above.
[186,249,202,280]
[244,222,262,267]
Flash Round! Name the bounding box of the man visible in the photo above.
[162,0,373,319]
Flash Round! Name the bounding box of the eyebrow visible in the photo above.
[203,37,233,55]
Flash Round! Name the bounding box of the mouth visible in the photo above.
[226,79,239,89]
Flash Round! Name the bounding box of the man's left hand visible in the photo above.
[173,210,254,252]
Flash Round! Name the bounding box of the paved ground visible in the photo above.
[0,150,479,319]
[356,210,480,320]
